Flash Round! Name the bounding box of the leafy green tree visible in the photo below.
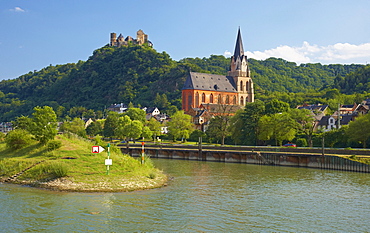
[124,120,143,141]
[60,118,87,138]
[115,115,132,140]
[265,99,290,115]
[141,126,153,140]
[167,111,193,141]
[146,118,162,140]
[103,112,119,139]
[289,108,316,147]
[347,114,370,148]
[13,115,32,130]
[124,107,146,123]
[206,115,231,145]
[229,100,265,145]
[258,112,298,146]
[5,129,34,150]
[29,106,58,144]
[86,119,104,137]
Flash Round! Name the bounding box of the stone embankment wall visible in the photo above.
[121,145,370,173]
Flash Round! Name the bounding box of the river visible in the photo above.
[1,159,370,232]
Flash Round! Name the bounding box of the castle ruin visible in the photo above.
[110,29,153,47]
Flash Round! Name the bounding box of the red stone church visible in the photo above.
[182,28,254,119]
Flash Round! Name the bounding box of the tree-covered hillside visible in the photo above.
[0,43,368,121]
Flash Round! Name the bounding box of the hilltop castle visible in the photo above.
[110,29,153,47]
[182,28,254,115]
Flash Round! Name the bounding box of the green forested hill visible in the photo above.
[0,44,368,121]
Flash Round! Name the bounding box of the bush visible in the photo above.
[47,140,62,151]
[0,132,5,142]
[296,138,308,147]
[5,129,34,150]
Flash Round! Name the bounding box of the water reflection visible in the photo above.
[1,159,370,232]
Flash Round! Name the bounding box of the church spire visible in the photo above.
[233,27,244,61]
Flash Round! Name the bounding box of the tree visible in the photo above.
[347,114,370,148]
[258,112,298,146]
[5,129,34,150]
[289,108,316,147]
[103,112,119,139]
[206,115,231,145]
[146,118,162,140]
[141,126,153,140]
[60,118,87,138]
[265,99,290,115]
[29,106,58,144]
[86,120,104,137]
[115,115,132,140]
[124,120,143,141]
[167,111,193,141]
[229,100,265,145]
[124,107,146,123]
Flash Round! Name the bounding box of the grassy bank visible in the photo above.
[0,133,167,192]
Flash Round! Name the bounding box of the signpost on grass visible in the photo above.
[92,144,111,175]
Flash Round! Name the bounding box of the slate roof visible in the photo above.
[233,28,244,61]
[298,104,328,112]
[182,72,237,92]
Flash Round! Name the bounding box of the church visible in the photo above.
[182,28,254,117]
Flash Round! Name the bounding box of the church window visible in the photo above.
[233,96,237,104]
[195,92,199,107]
[246,81,249,92]
[210,94,214,103]
[226,95,230,104]
[240,81,243,92]
[202,93,206,103]
[218,94,222,104]
[188,95,192,109]
[240,96,244,106]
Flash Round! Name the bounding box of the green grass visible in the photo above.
[0,134,167,192]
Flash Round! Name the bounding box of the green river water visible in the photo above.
[1,159,369,232]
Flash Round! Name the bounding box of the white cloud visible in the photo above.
[10,7,25,12]
[243,41,370,65]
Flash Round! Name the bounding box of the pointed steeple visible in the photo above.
[233,27,244,61]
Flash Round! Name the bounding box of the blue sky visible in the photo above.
[1,0,370,80]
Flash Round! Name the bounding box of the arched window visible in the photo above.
[240,96,244,106]
[210,94,213,103]
[188,95,192,110]
[226,95,229,104]
[218,94,222,104]
[195,92,199,107]
[202,93,206,103]
[233,96,237,105]
[240,81,243,92]
[246,81,249,92]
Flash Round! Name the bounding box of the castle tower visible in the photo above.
[136,29,146,45]
[110,33,117,46]
[228,28,254,104]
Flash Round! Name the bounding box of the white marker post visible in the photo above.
[141,141,145,164]
[105,143,112,175]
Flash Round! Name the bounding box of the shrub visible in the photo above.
[5,129,34,150]
[47,140,62,151]
[0,132,5,142]
[296,138,308,147]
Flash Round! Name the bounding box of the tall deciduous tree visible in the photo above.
[103,111,119,139]
[124,107,146,123]
[167,110,193,142]
[289,108,316,147]
[347,114,370,148]
[258,112,298,146]
[229,100,265,145]
[29,106,58,144]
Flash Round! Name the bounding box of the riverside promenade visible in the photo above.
[120,143,370,173]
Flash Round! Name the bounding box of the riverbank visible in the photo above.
[0,134,168,192]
